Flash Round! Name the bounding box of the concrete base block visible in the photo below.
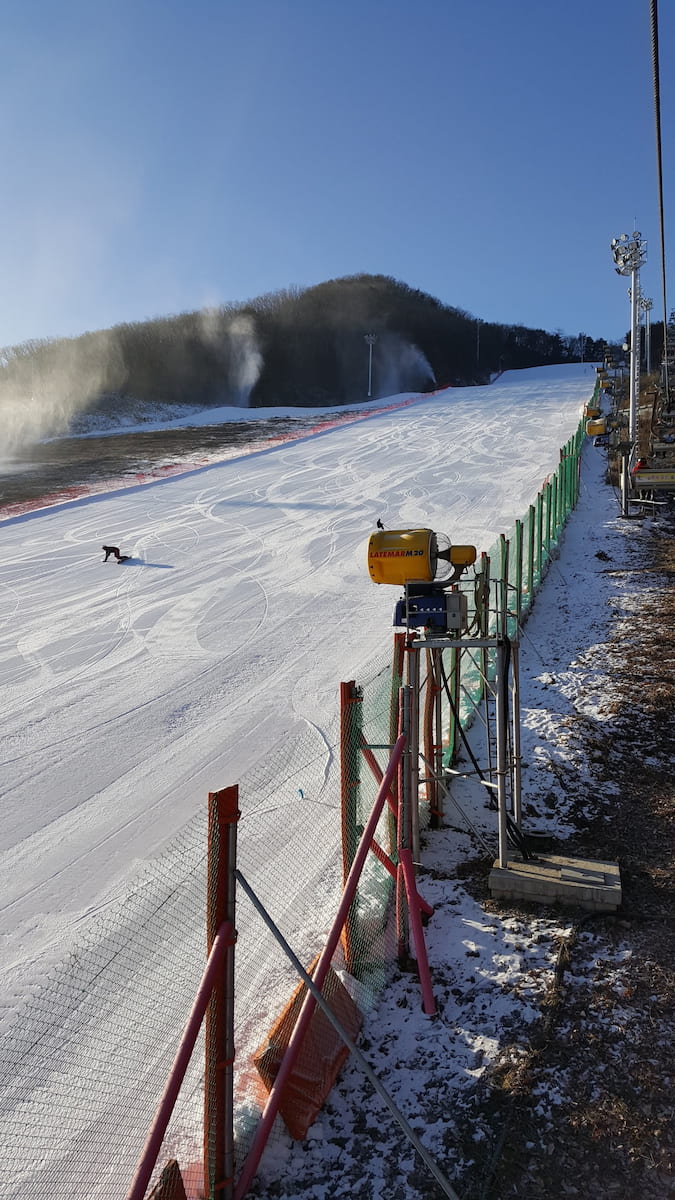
[488,853,621,912]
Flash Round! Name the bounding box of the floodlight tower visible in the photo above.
[365,333,377,398]
[610,232,647,453]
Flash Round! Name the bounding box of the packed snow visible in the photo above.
[0,363,624,1198]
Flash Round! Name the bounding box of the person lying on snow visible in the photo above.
[102,545,131,562]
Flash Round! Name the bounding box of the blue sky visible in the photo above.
[1,0,673,350]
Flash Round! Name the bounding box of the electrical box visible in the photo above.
[393,585,467,634]
[445,591,468,632]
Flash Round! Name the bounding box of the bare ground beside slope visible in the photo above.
[453,501,675,1200]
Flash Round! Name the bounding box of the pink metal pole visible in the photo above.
[370,837,397,879]
[395,689,410,963]
[399,848,436,1016]
[125,921,234,1200]
[234,732,406,1200]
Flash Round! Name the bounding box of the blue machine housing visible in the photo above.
[394,582,450,631]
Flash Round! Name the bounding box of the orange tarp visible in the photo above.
[253,959,362,1141]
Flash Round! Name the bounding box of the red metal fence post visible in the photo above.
[390,632,405,744]
[205,786,240,1200]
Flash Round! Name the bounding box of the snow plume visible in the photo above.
[0,332,125,456]
[226,313,262,407]
[366,332,435,400]
[196,308,262,407]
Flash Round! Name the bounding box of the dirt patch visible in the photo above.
[453,504,675,1200]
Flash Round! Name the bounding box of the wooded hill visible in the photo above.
[0,274,615,415]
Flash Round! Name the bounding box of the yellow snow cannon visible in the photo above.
[586,417,607,437]
[368,528,435,585]
[367,528,476,586]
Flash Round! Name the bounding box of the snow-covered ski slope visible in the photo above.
[0,364,596,1025]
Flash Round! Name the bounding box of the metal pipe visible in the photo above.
[434,648,443,820]
[406,645,421,861]
[495,641,509,869]
[398,848,436,1016]
[621,452,630,518]
[511,643,522,828]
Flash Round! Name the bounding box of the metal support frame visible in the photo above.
[409,629,522,868]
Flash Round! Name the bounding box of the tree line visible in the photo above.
[0,274,617,420]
